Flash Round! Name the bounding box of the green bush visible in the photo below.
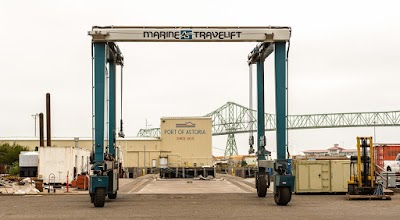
[0,143,29,174]
[9,162,19,175]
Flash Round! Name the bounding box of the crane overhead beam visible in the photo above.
[88,26,291,42]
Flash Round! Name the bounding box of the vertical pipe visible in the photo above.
[39,113,44,147]
[46,93,51,147]
[94,43,107,162]
[274,42,287,161]
[32,114,38,137]
[108,57,116,156]
[249,64,253,134]
[256,60,265,161]
[74,137,79,148]
[370,139,375,187]
[34,115,37,137]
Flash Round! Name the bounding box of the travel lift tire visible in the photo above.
[274,186,291,206]
[108,191,117,199]
[90,193,94,203]
[256,173,267,197]
[94,188,106,207]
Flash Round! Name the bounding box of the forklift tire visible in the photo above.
[274,187,291,206]
[348,184,355,195]
[94,188,106,207]
[257,174,267,197]
[108,192,117,199]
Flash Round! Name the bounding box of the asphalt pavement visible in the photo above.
[0,174,398,219]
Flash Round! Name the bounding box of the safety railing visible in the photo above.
[375,164,389,188]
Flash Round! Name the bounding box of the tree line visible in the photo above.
[0,142,29,175]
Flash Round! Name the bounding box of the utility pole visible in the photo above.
[373,121,376,143]
[31,113,39,137]
[145,119,152,129]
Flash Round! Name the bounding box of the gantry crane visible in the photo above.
[88,26,293,207]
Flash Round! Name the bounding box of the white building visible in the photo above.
[302,144,357,157]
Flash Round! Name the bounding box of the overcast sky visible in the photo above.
[1,0,399,156]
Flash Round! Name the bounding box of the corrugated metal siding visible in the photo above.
[122,140,161,167]
[384,146,400,160]
[375,146,384,168]
[375,145,400,162]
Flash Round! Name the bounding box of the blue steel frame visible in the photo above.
[91,32,293,204]
[256,42,294,194]
[256,42,287,162]
[256,43,288,163]
[91,42,118,194]
[108,54,116,156]
[256,60,266,162]
[274,42,286,161]
[94,42,106,163]
[93,42,117,161]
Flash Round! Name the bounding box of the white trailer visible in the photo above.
[19,151,39,167]
[37,146,91,184]
[243,156,257,167]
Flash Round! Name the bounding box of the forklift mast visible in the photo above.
[348,137,375,195]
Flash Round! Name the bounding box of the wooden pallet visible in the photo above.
[383,189,394,195]
[347,194,392,200]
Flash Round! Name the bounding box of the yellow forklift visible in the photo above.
[348,137,390,199]
[348,137,375,195]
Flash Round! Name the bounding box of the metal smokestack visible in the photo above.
[39,113,44,147]
[46,93,51,147]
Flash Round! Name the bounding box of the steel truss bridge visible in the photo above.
[137,102,400,156]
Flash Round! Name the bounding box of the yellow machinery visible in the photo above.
[348,137,375,195]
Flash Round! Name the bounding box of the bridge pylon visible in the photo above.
[225,133,238,157]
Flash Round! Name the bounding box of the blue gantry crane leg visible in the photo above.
[249,41,294,205]
[273,42,294,206]
[255,57,269,197]
[89,42,122,207]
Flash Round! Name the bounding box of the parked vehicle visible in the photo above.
[384,153,400,173]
